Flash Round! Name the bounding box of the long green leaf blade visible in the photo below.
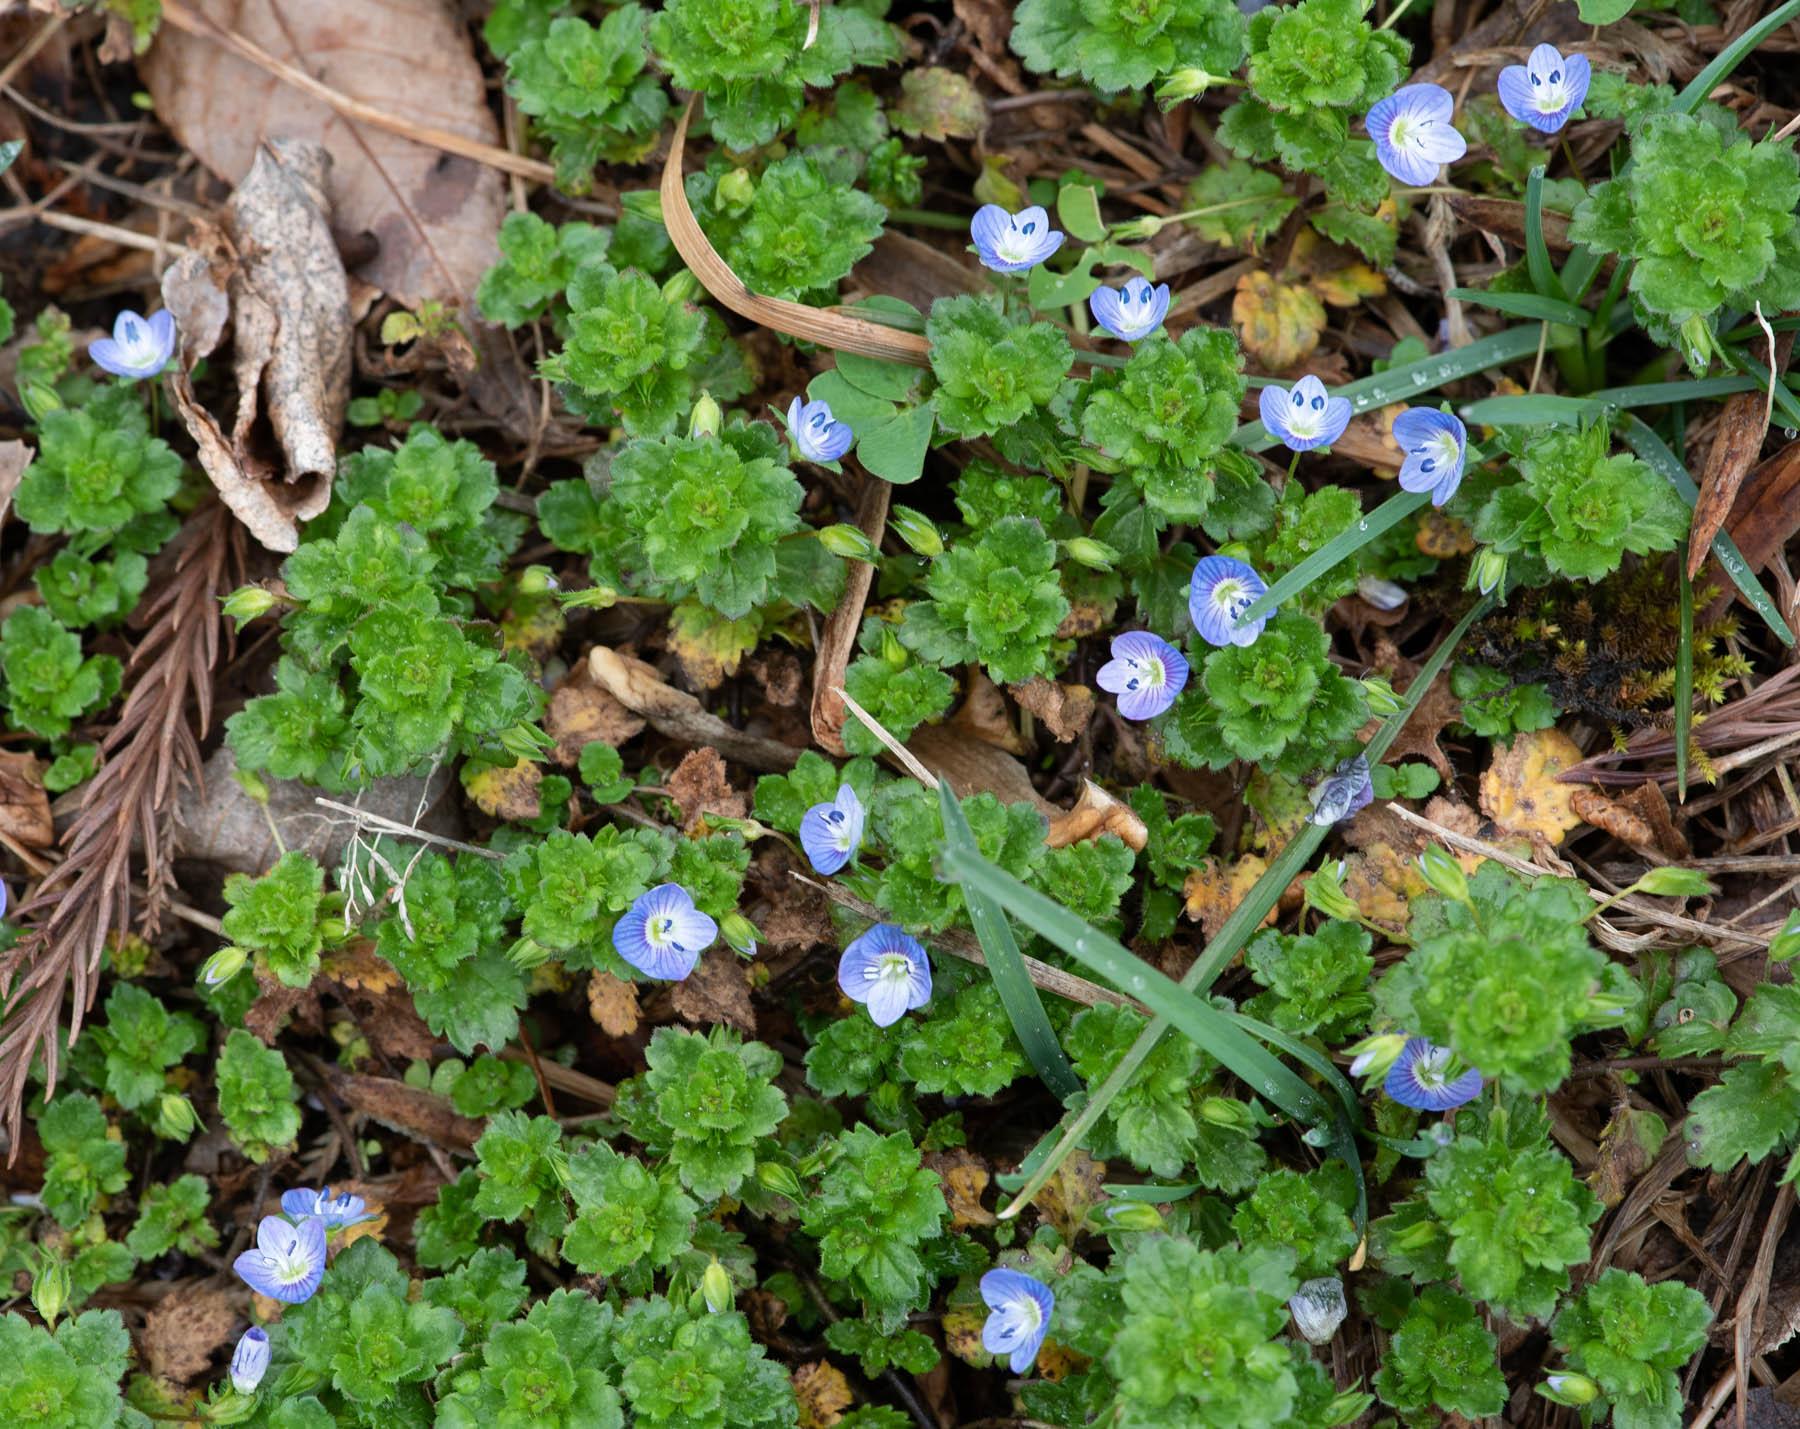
[1238,489,1428,626]
[1525,166,1563,301]
[1673,0,1800,114]
[1447,287,1587,327]
[935,782,1082,1102]
[1461,376,1761,426]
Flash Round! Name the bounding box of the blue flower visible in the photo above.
[1366,84,1467,187]
[1393,407,1468,506]
[1259,374,1353,452]
[787,396,855,464]
[1385,1036,1483,1110]
[980,1268,1054,1374]
[280,1186,370,1228]
[1095,630,1188,721]
[613,883,718,981]
[229,1326,270,1393]
[1498,43,1590,134]
[837,923,932,1027]
[970,204,1065,274]
[1189,555,1272,648]
[1307,754,1374,827]
[89,308,176,381]
[800,784,866,876]
[233,1214,327,1304]
[0,877,7,919]
[1088,278,1170,342]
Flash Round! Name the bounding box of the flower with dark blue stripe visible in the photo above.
[613,883,718,981]
[1498,43,1590,134]
[233,1215,327,1304]
[229,1327,270,1393]
[1189,555,1272,648]
[280,1186,370,1228]
[1307,754,1374,827]
[89,308,176,380]
[1088,279,1170,342]
[1385,1036,1483,1110]
[800,784,865,876]
[1096,631,1188,720]
[1259,374,1353,452]
[970,205,1065,274]
[1367,84,1467,187]
[837,924,932,1027]
[787,397,855,464]
[980,1268,1055,1374]
[1393,407,1468,506]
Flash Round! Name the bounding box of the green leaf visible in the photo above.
[1446,287,1588,327]
[1238,489,1429,625]
[1525,166,1564,301]
[1673,0,1800,115]
[1057,182,1107,243]
[1027,246,1106,310]
[853,400,935,485]
[1575,0,1634,19]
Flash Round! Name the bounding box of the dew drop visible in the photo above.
[1357,520,1369,532]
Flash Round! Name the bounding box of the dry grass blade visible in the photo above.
[0,504,241,1158]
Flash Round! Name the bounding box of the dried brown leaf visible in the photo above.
[1036,1148,1106,1245]
[666,748,747,832]
[1045,781,1147,853]
[323,1066,484,1151]
[949,669,1028,754]
[0,751,53,851]
[670,950,755,1035]
[1010,677,1095,743]
[142,1284,240,1385]
[587,971,642,1038]
[1568,779,1690,860]
[1183,855,1276,938]
[1690,387,1776,577]
[793,1361,853,1429]
[462,757,544,824]
[0,439,32,528]
[810,480,889,756]
[545,659,646,768]
[1481,727,1584,845]
[590,645,800,772]
[925,1147,996,1228]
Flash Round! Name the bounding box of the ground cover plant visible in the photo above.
[2,0,1800,1424]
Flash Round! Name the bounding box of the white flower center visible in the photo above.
[994,223,1039,263]
[1210,578,1252,620]
[1123,655,1167,693]
[269,1247,312,1285]
[825,809,854,852]
[1286,406,1322,438]
[869,952,913,988]
[1004,1296,1044,1337]
[647,914,678,949]
[1411,430,1461,475]
[1414,1047,1455,1090]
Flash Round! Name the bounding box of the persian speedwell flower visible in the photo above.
[1393,407,1469,506]
[837,923,932,1028]
[613,882,718,981]
[1307,754,1374,827]
[1498,43,1590,134]
[280,1186,369,1228]
[1259,374,1353,452]
[1095,630,1189,721]
[1088,278,1170,342]
[970,204,1065,274]
[1189,555,1273,648]
[229,1326,271,1394]
[980,1268,1055,1374]
[89,308,176,381]
[800,784,866,876]
[233,1214,327,1304]
[1385,1036,1483,1111]
[1366,84,1468,187]
[787,396,855,464]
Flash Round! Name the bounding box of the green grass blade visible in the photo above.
[1525,167,1564,301]
[1447,287,1588,327]
[1561,243,1605,303]
[1673,0,1800,114]
[1719,343,1800,436]
[1461,376,1762,427]
[935,782,1082,1102]
[1676,554,1694,804]
[1617,414,1795,647]
[1237,490,1429,626]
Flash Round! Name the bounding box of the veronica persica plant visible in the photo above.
[1498,43,1590,134]
[280,1186,370,1228]
[89,308,176,380]
[1189,554,1273,647]
[1088,278,1171,342]
[232,1214,327,1303]
[1385,1036,1483,1110]
[800,784,865,875]
[613,882,717,980]
[786,396,855,464]
[229,1326,270,1393]
[837,923,932,1027]
[1394,408,1469,506]
[1307,754,1373,826]
[1366,84,1467,186]
[1096,630,1189,720]
[980,1268,1054,1374]
[1259,374,1353,452]
[969,204,1065,273]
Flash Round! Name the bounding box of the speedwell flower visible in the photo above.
[837,923,932,1028]
[280,1186,369,1228]
[970,204,1065,273]
[1307,754,1374,827]
[89,308,176,381]
[1385,1036,1483,1111]
[1088,278,1170,342]
[1189,555,1272,648]
[1095,630,1188,721]
[613,883,718,981]
[787,396,855,464]
[229,1326,271,1394]
[1498,43,1590,134]
[800,784,865,876]
[1259,374,1353,452]
[233,1214,327,1304]
[1393,407,1469,506]
[1366,84,1467,187]
[980,1268,1055,1374]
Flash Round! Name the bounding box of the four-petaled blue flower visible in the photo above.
[1385,1036,1483,1110]
[1096,630,1188,721]
[1366,84,1468,187]
[1259,374,1353,452]
[613,882,718,981]
[970,204,1065,274]
[800,784,865,876]
[1393,407,1469,506]
[1189,555,1272,648]
[1307,754,1374,827]
[233,1214,327,1304]
[1498,43,1590,134]
[1088,278,1170,342]
[837,923,932,1027]
[980,1268,1054,1374]
[229,1326,271,1394]
[89,308,176,381]
[280,1185,370,1228]
[787,396,855,464]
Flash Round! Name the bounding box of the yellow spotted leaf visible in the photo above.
[1339,841,1424,930]
[503,601,564,659]
[794,1362,852,1429]
[1288,227,1389,306]
[1479,726,1584,844]
[461,757,543,823]
[1416,508,1476,558]
[1232,271,1326,371]
[1036,1147,1107,1246]
[943,1302,989,1367]
[1035,1339,1088,1383]
[1183,855,1277,938]
[667,600,761,692]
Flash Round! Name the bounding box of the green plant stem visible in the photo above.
[885,208,972,231]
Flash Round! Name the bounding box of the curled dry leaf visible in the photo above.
[948,669,1029,755]
[1010,676,1096,743]
[666,748,748,831]
[810,479,890,756]
[1566,779,1690,861]
[0,438,32,528]
[1045,780,1146,853]
[1689,376,1782,578]
[160,140,349,553]
[589,645,800,772]
[545,658,646,768]
[924,1147,997,1228]
[0,750,53,851]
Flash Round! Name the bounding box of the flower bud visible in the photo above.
[1154,68,1232,106]
[1631,865,1716,898]
[621,189,664,224]
[516,564,559,596]
[701,1258,734,1313]
[206,1393,261,1426]
[1417,844,1470,905]
[1360,675,1404,716]
[1356,574,1407,611]
[199,946,248,988]
[1540,1372,1600,1407]
[1095,1201,1164,1232]
[232,767,271,806]
[888,505,943,558]
[1288,1276,1347,1345]
[687,393,723,439]
[156,1092,199,1142]
[817,523,881,562]
[720,912,759,958]
[1303,862,1362,923]
[756,1161,804,1200]
[1772,909,1800,964]
[660,269,702,306]
[1198,1096,1254,1132]
[1062,537,1119,571]
[561,584,620,610]
[21,382,61,422]
[716,167,756,213]
[221,585,277,623]
[879,626,908,668]
[1390,1217,1441,1253]
[1678,314,1716,373]
[32,1250,70,1328]
[1346,1032,1406,1080]
[229,1326,271,1394]
[1468,547,1507,596]
[1108,215,1166,241]
[507,936,551,971]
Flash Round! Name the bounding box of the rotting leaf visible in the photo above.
[793,1360,853,1429]
[587,971,642,1038]
[1480,726,1585,844]
[1232,271,1326,371]
[1010,676,1096,743]
[925,1147,996,1228]
[668,601,762,691]
[894,66,987,141]
[141,1284,238,1385]
[545,658,646,768]
[666,748,748,832]
[462,757,544,824]
[1036,1147,1106,1245]
[0,749,53,850]
[670,950,755,1035]
[1183,855,1277,938]
[1568,780,1690,860]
